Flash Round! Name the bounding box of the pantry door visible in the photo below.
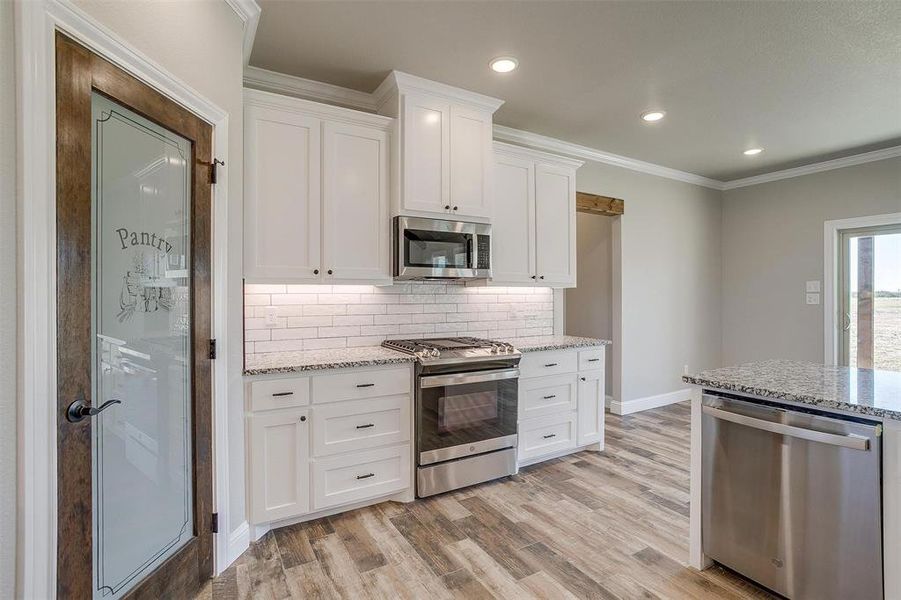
[55,34,213,599]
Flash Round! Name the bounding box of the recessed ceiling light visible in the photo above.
[490,57,518,73]
[640,110,666,123]
[743,148,764,156]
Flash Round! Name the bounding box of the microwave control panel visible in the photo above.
[476,235,491,270]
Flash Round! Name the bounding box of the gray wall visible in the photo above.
[574,162,723,404]
[1,2,16,596]
[565,212,614,396]
[722,157,901,365]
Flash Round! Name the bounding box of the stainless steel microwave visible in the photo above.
[393,216,491,280]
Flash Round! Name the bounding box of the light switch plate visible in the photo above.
[806,293,820,305]
[806,280,821,293]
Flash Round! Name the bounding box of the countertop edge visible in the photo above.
[244,356,415,376]
[683,375,901,421]
[518,339,612,352]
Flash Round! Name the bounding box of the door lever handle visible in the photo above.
[67,398,122,423]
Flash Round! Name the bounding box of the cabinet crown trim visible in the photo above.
[494,141,585,170]
[244,88,392,130]
[373,70,504,114]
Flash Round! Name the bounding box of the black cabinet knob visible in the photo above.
[531,275,536,279]
[327,269,333,275]
[444,205,451,210]
[313,269,319,275]
[539,275,545,279]
[299,415,306,422]
[453,206,458,211]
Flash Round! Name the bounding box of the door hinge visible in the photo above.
[210,158,225,184]
[209,338,217,360]
[211,512,219,533]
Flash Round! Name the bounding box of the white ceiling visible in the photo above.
[249,1,901,181]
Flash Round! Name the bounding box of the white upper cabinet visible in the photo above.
[244,89,392,284]
[491,142,582,288]
[322,121,390,282]
[244,104,321,281]
[535,163,577,286]
[493,152,536,284]
[374,71,503,221]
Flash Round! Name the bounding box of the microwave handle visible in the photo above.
[467,236,473,268]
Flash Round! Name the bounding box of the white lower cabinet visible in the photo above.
[249,408,311,523]
[517,345,606,466]
[313,445,411,511]
[247,365,413,525]
[577,370,604,446]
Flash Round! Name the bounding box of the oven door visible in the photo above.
[395,216,491,279]
[417,368,518,465]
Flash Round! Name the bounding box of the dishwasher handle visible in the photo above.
[702,404,871,451]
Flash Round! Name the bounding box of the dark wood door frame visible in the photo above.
[55,32,213,599]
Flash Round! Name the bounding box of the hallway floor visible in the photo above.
[197,403,774,599]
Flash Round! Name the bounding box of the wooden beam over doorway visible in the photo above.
[576,191,625,216]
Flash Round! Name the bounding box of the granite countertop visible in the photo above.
[509,335,612,353]
[683,359,901,420]
[244,346,414,376]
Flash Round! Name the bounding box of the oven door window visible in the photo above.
[419,376,517,456]
[403,229,471,269]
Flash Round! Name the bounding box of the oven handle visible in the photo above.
[420,368,519,389]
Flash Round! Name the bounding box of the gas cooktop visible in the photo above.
[382,336,520,364]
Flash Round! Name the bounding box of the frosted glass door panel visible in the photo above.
[91,92,193,599]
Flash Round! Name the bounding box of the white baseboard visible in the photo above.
[607,388,691,415]
[226,521,250,567]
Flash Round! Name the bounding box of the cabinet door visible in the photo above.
[449,105,492,219]
[244,104,321,281]
[577,371,604,447]
[322,121,390,283]
[249,408,310,523]
[492,152,536,284]
[535,163,576,287]
[402,93,450,214]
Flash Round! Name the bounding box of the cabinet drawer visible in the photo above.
[519,350,578,379]
[519,374,577,420]
[250,377,310,411]
[578,348,604,371]
[519,413,576,461]
[312,395,411,457]
[312,444,411,510]
[312,366,410,404]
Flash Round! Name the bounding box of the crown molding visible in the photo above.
[493,125,725,190]
[372,70,505,114]
[494,141,584,170]
[244,88,391,129]
[243,65,377,111]
[224,0,261,65]
[722,145,901,190]
[240,64,901,192]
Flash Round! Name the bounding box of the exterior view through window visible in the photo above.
[841,225,901,371]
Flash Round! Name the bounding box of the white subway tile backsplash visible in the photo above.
[244,282,555,360]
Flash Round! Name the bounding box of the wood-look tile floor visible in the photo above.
[197,403,776,599]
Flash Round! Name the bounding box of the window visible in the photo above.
[838,224,901,371]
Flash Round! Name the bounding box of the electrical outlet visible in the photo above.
[263,306,279,326]
[806,280,821,293]
[806,293,820,305]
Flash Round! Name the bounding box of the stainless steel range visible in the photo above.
[382,337,520,497]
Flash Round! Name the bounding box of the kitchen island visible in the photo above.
[683,360,901,599]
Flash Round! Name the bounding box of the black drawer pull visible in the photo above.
[356,423,375,429]
[271,392,294,397]
[356,383,375,388]
[544,363,558,367]
[543,395,557,400]
[356,473,375,480]
[542,434,556,439]
[580,377,586,382]
[587,358,600,362]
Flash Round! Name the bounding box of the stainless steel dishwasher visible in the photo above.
[702,393,883,599]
